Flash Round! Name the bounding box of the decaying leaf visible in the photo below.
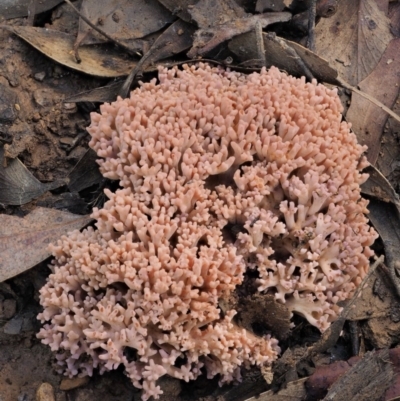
[64,60,194,104]
[0,147,64,206]
[345,268,391,321]
[37,192,89,215]
[377,92,400,178]
[2,25,136,77]
[187,0,291,57]
[377,98,400,180]
[64,80,123,103]
[315,0,393,86]
[368,200,400,289]
[0,0,63,20]
[119,19,196,97]
[76,0,174,46]
[68,149,104,193]
[0,207,92,282]
[346,38,400,165]
[229,32,339,84]
[156,0,196,23]
[362,165,400,210]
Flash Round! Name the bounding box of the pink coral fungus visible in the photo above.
[38,63,377,399]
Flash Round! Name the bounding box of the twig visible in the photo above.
[349,320,359,356]
[64,0,139,59]
[307,0,317,51]
[255,21,266,68]
[26,0,36,26]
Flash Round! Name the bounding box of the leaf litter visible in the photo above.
[315,0,393,86]
[0,147,65,206]
[2,0,400,400]
[0,207,92,283]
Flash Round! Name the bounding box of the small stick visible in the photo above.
[26,0,36,26]
[64,0,138,58]
[307,0,317,51]
[349,320,359,356]
[255,21,266,68]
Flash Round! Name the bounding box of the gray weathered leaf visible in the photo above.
[0,208,92,282]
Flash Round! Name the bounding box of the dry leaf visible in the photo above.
[76,0,174,46]
[362,165,400,209]
[346,38,400,164]
[315,0,393,86]
[369,199,400,276]
[0,0,63,20]
[0,207,92,282]
[64,80,123,103]
[377,91,400,177]
[0,147,64,206]
[2,25,136,77]
[68,149,103,193]
[229,32,339,84]
[345,268,391,321]
[64,60,191,104]
[156,0,196,23]
[119,19,196,97]
[187,0,291,57]
[36,192,89,215]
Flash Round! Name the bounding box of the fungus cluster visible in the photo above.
[37,64,377,399]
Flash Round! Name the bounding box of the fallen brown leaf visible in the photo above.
[346,38,400,165]
[0,0,63,20]
[368,200,400,297]
[229,32,339,84]
[156,0,196,22]
[0,147,64,206]
[187,0,291,57]
[315,0,393,86]
[0,207,92,282]
[119,19,196,97]
[68,149,103,193]
[1,25,136,77]
[361,165,400,209]
[76,0,174,46]
[377,93,400,178]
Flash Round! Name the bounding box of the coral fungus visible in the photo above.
[38,63,377,399]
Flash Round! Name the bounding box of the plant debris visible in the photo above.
[0,207,92,282]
